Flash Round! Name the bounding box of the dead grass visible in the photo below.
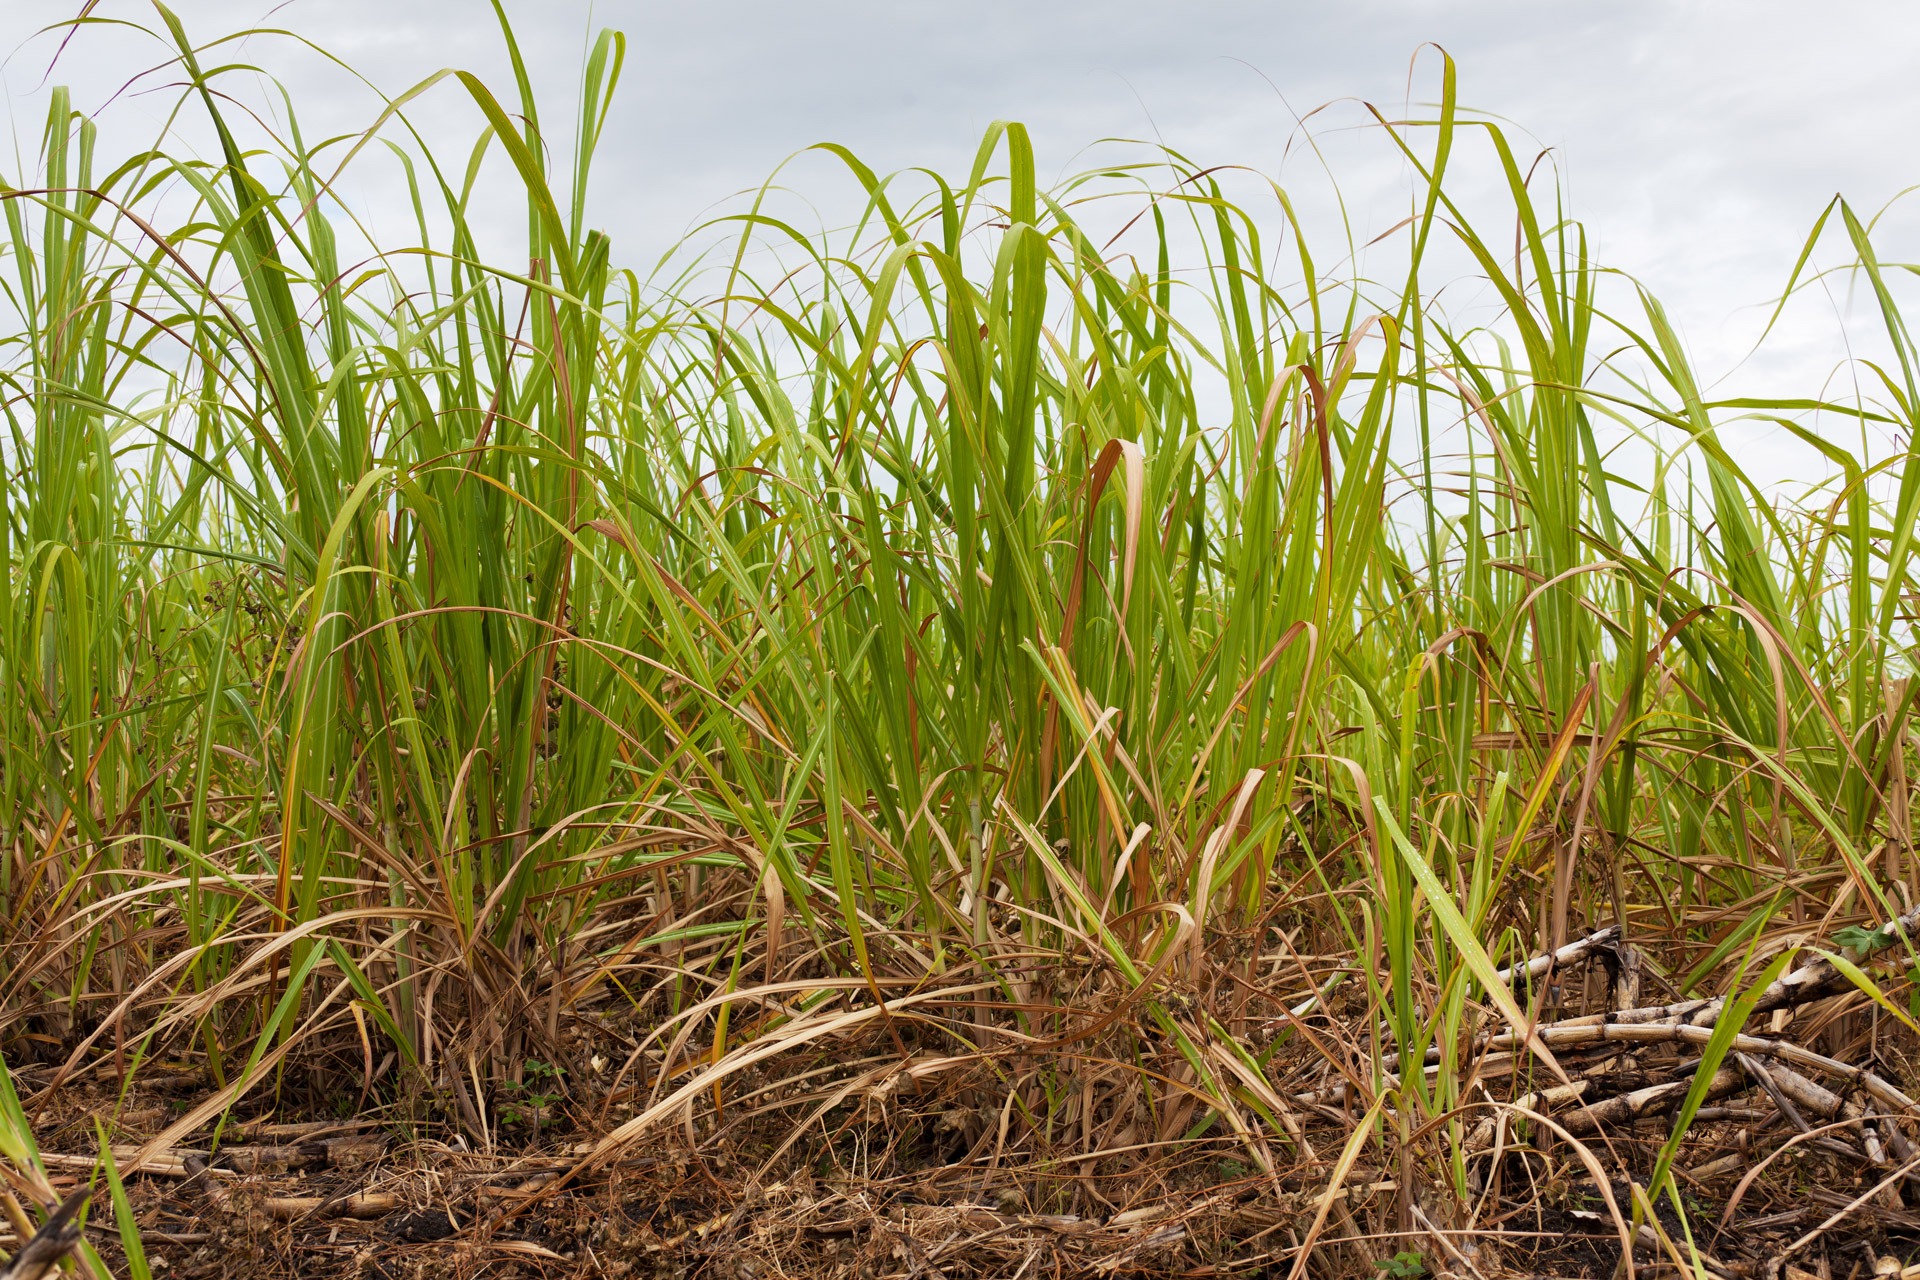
[7,920,1920,1279]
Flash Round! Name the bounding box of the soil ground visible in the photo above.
[19,1045,1920,1280]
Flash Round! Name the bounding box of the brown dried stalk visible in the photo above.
[0,1190,89,1280]
[1558,905,1920,1030]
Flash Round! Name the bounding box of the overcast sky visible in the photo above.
[0,1,1914,478]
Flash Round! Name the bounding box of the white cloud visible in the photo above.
[3,0,1915,486]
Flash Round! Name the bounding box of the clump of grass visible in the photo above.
[2,4,1919,1273]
